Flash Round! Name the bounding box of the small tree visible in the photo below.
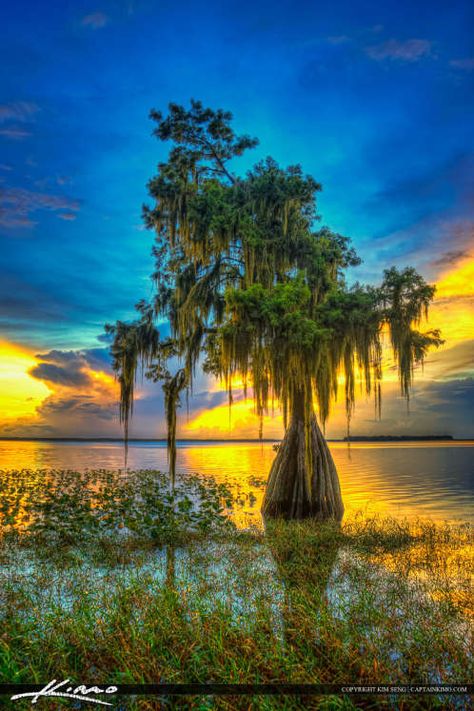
[107,100,442,519]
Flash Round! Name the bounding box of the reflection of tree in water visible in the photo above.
[165,544,176,591]
[265,521,342,689]
[157,533,462,709]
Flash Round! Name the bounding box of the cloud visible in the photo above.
[0,186,80,228]
[0,273,68,331]
[58,211,77,221]
[0,345,120,437]
[81,12,109,29]
[96,332,114,344]
[0,102,39,141]
[408,377,474,436]
[29,362,91,386]
[31,348,117,382]
[0,214,35,228]
[37,350,87,363]
[0,102,39,123]
[424,341,474,380]
[359,215,474,283]
[37,394,116,421]
[29,350,93,387]
[83,347,115,369]
[450,58,474,71]
[0,420,57,438]
[366,38,432,62]
[359,150,474,276]
[0,127,32,140]
[366,152,473,236]
[432,250,470,267]
[327,36,350,45]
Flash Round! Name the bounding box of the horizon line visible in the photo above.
[0,435,465,443]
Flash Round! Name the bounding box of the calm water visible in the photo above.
[0,439,472,523]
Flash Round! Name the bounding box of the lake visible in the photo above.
[0,439,472,524]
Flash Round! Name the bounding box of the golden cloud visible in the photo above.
[0,343,118,436]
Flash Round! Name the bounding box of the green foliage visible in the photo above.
[380,267,443,397]
[0,469,234,548]
[107,99,443,458]
[105,304,160,446]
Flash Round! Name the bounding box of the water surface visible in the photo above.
[1,439,472,523]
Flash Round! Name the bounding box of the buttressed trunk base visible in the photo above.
[262,410,344,521]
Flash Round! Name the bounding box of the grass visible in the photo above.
[0,469,472,710]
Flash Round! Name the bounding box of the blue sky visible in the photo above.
[1,0,473,437]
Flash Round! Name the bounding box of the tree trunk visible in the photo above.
[262,391,344,520]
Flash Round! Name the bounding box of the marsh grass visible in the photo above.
[0,469,472,710]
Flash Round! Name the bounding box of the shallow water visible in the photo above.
[0,538,470,701]
[0,439,472,523]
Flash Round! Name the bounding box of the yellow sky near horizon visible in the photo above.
[0,341,51,420]
[428,257,474,344]
[0,254,473,438]
[182,255,474,436]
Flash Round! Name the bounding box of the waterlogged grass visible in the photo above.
[0,469,472,710]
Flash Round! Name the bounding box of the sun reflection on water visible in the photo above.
[0,439,472,525]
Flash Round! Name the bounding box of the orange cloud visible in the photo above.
[0,343,119,436]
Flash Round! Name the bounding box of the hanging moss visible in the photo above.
[163,369,188,486]
[105,307,160,456]
[107,100,443,519]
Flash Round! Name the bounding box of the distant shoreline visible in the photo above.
[0,437,282,443]
[0,435,468,443]
[343,435,454,442]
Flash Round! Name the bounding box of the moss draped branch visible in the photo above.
[106,100,443,516]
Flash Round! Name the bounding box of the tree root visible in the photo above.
[262,413,344,520]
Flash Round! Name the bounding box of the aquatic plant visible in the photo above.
[0,468,234,546]
[0,479,471,710]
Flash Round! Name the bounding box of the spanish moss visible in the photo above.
[107,100,443,519]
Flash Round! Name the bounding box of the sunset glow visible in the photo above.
[435,256,474,300]
[0,1,472,700]
[0,0,472,440]
[1,246,472,438]
[180,254,474,438]
[0,342,50,419]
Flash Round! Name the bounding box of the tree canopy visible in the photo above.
[107,100,442,485]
